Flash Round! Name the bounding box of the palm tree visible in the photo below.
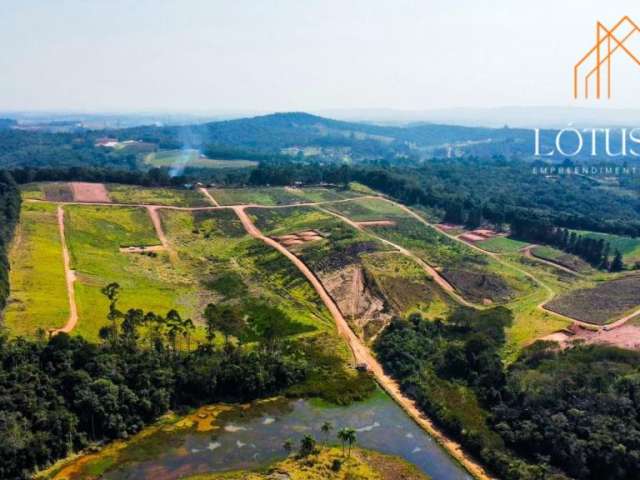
[337,428,356,458]
[321,421,333,446]
[299,434,316,457]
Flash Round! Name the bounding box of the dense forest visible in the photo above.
[375,310,640,480]
[0,283,337,479]
[0,172,20,312]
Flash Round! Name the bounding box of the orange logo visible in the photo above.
[574,16,640,99]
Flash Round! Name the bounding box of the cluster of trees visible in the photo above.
[0,285,309,479]
[282,422,358,462]
[511,217,624,270]
[0,171,20,311]
[375,309,640,479]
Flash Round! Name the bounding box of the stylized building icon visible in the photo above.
[574,16,640,99]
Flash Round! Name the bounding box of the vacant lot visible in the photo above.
[324,196,408,221]
[545,274,640,324]
[476,236,529,254]
[160,208,334,337]
[70,182,111,202]
[3,202,69,336]
[209,187,361,206]
[42,182,74,202]
[531,245,592,273]
[65,205,192,340]
[107,184,209,207]
[144,149,258,169]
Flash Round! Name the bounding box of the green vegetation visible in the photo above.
[325,196,408,221]
[208,186,361,206]
[3,202,69,336]
[376,308,640,479]
[476,236,529,254]
[107,184,209,206]
[571,228,640,265]
[530,245,592,273]
[144,149,258,169]
[19,182,45,200]
[0,172,21,312]
[185,447,430,480]
[65,205,193,340]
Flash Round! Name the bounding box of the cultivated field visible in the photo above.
[208,186,362,206]
[545,274,640,325]
[3,202,69,336]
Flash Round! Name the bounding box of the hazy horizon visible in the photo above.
[2,0,640,113]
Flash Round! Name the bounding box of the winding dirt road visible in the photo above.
[199,187,220,206]
[233,206,492,480]
[51,206,78,335]
[146,206,178,264]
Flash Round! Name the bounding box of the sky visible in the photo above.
[1,0,640,113]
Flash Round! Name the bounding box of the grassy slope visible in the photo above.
[208,187,361,206]
[572,229,640,264]
[476,236,529,254]
[3,202,69,336]
[107,184,209,207]
[144,149,258,169]
[65,205,195,341]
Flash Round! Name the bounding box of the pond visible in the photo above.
[82,390,472,480]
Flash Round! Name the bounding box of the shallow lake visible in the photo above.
[102,389,471,480]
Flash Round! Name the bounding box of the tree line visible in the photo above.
[0,171,20,312]
[511,217,625,271]
[0,285,310,479]
[375,308,640,480]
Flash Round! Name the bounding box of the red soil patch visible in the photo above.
[273,230,323,247]
[459,233,486,242]
[544,323,640,351]
[70,182,111,203]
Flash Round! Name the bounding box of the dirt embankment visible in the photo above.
[321,264,392,342]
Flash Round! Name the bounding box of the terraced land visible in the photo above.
[159,208,335,338]
[208,186,362,206]
[545,274,640,325]
[107,184,209,207]
[3,202,69,336]
[65,205,195,340]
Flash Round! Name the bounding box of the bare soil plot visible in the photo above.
[544,323,640,351]
[43,183,74,202]
[272,229,324,247]
[356,220,397,227]
[441,268,514,304]
[70,182,111,203]
[545,274,640,325]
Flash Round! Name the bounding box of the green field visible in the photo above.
[107,184,209,207]
[476,236,529,253]
[530,245,592,273]
[208,187,362,206]
[571,229,640,265]
[3,202,69,336]
[144,149,258,169]
[65,205,195,340]
[324,196,408,221]
[160,208,334,337]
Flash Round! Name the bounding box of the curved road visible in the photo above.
[232,206,492,480]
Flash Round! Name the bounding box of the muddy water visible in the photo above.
[100,389,471,480]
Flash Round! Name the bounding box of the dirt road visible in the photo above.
[316,207,474,308]
[232,206,492,480]
[146,206,178,264]
[199,187,220,206]
[52,206,78,335]
[521,245,582,277]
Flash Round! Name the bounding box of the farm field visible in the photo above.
[571,229,640,265]
[144,149,258,169]
[3,202,69,336]
[208,186,362,206]
[544,274,640,325]
[65,205,196,340]
[324,196,409,221]
[107,184,209,207]
[475,236,529,254]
